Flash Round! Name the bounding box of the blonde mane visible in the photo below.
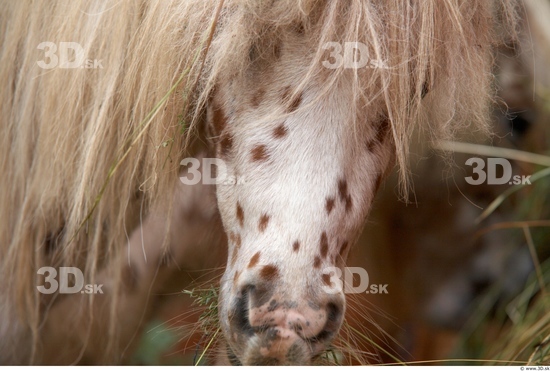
[0,0,517,363]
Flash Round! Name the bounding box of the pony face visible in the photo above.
[178,1,512,360]
[207,62,394,363]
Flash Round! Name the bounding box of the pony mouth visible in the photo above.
[227,346,315,366]
[225,330,332,366]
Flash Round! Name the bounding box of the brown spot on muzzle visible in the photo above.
[292,240,300,252]
[273,124,288,138]
[344,196,352,212]
[337,179,353,212]
[211,102,227,136]
[251,144,269,162]
[320,232,329,258]
[258,214,270,232]
[337,179,348,201]
[236,202,245,227]
[321,273,332,287]
[325,197,335,215]
[259,265,279,280]
[282,86,302,113]
[229,233,242,266]
[248,252,261,268]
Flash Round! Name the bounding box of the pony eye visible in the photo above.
[508,112,532,137]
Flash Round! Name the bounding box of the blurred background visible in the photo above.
[128,1,550,365]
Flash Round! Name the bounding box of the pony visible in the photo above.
[0,0,518,365]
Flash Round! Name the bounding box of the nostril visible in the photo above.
[232,285,254,337]
[326,302,342,327]
[308,301,343,344]
[239,284,255,297]
[309,329,331,343]
[242,281,274,309]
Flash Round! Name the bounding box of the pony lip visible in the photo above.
[0,0,519,365]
